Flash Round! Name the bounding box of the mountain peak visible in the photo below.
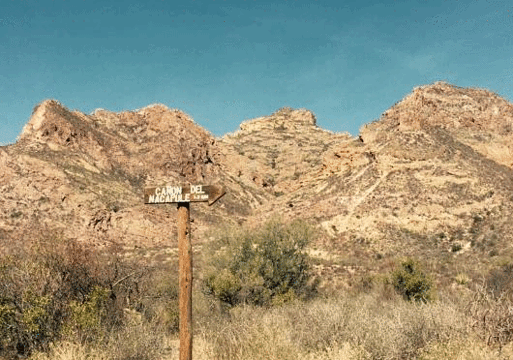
[18,99,94,147]
[3,85,513,282]
[378,81,513,133]
[90,104,199,137]
[20,99,66,137]
[237,107,317,134]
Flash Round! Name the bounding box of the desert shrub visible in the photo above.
[66,286,111,342]
[0,230,167,359]
[204,219,317,307]
[451,243,463,253]
[419,337,511,360]
[28,341,108,360]
[29,323,166,360]
[141,268,180,334]
[465,264,513,349]
[0,243,72,357]
[206,269,242,306]
[466,283,513,349]
[0,300,16,353]
[103,322,166,360]
[485,262,513,299]
[391,258,435,303]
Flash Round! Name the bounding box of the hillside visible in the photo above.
[2,82,513,279]
[2,100,225,251]
[211,83,513,285]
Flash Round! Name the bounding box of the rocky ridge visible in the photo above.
[216,83,513,270]
[219,107,352,194]
[371,81,513,168]
[2,82,513,276]
[3,100,224,249]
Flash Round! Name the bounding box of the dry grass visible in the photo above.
[194,287,466,360]
[419,338,513,360]
[22,280,513,360]
[30,324,167,360]
[6,226,513,360]
[29,342,109,360]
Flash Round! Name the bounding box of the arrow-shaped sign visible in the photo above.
[144,184,225,206]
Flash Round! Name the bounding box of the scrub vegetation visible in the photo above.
[1,222,513,360]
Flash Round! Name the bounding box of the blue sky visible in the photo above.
[1,0,512,145]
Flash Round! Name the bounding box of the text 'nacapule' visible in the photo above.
[146,185,208,204]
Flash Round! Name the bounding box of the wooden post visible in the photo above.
[177,202,192,360]
[144,183,225,360]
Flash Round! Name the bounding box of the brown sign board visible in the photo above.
[144,184,225,206]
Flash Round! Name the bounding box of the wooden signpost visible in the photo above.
[144,183,225,360]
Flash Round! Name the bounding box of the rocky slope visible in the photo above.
[218,82,513,279]
[377,81,513,167]
[2,100,227,250]
[2,82,513,275]
[219,107,352,195]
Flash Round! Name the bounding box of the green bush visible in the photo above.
[0,229,167,359]
[204,219,317,307]
[391,258,435,303]
[21,292,52,342]
[66,286,110,341]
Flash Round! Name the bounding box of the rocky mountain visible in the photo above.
[2,100,223,250]
[2,81,513,280]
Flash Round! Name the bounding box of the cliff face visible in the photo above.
[2,82,513,269]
